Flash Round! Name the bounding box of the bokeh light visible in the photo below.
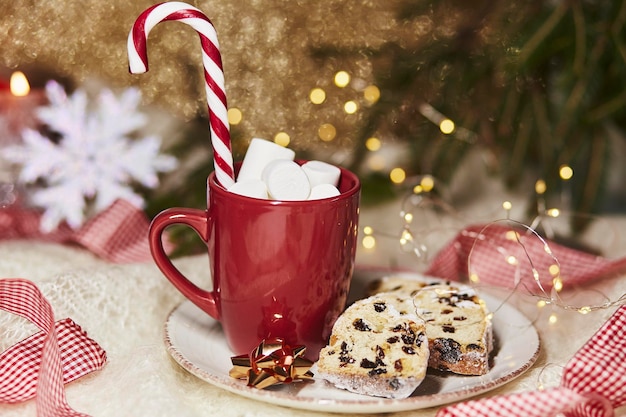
[559,165,573,180]
[227,107,243,125]
[362,235,376,249]
[274,131,290,147]
[390,167,406,184]
[365,137,381,151]
[334,71,351,88]
[318,123,337,142]
[344,100,358,114]
[535,179,547,194]
[420,176,434,192]
[439,119,455,134]
[363,85,380,103]
[309,87,326,104]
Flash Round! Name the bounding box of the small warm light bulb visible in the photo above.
[318,123,337,142]
[469,273,480,283]
[552,277,563,292]
[537,300,547,308]
[362,235,376,249]
[506,255,518,266]
[506,230,520,241]
[413,185,423,194]
[532,269,540,281]
[548,314,558,324]
[389,168,406,184]
[274,132,290,147]
[535,179,547,195]
[559,165,574,180]
[227,107,243,125]
[334,71,350,88]
[578,306,592,315]
[404,212,413,223]
[344,100,358,114]
[363,226,373,235]
[363,85,380,103]
[544,244,553,255]
[548,264,560,276]
[502,201,512,211]
[420,176,435,192]
[10,71,30,97]
[439,119,455,134]
[309,87,326,104]
[546,208,560,218]
[365,137,381,151]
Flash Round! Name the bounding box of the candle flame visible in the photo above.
[10,71,30,97]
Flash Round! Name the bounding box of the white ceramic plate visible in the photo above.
[164,271,540,413]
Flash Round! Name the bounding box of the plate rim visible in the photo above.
[163,271,541,413]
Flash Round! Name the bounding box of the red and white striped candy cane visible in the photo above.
[128,1,235,188]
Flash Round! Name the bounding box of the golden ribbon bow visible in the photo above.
[229,338,314,389]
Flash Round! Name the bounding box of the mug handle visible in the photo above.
[148,207,220,320]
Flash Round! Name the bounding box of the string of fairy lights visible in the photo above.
[404,192,625,320]
[223,68,623,320]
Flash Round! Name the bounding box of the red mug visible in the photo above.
[149,163,360,360]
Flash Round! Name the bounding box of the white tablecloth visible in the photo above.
[1,197,624,417]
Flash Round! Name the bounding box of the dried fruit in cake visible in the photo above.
[316,293,429,399]
[369,275,493,376]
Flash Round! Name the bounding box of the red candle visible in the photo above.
[0,71,46,146]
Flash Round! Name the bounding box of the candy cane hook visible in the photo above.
[128,1,235,187]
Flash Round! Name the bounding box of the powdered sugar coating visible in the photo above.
[317,294,430,399]
[369,275,493,376]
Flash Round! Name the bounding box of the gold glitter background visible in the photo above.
[1,0,433,157]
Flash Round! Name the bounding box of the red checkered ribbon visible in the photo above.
[0,199,156,263]
[0,278,107,416]
[425,223,626,291]
[437,305,626,417]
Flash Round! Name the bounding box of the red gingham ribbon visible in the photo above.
[0,278,107,416]
[425,223,626,291]
[437,305,626,417]
[127,1,236,188]
[0,199,157,263]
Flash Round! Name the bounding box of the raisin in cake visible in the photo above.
[316,293,429,399]
[369,275,493,376]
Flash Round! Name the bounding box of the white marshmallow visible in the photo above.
[302,160,341,187]
[227,179,268,199]
[262,159,311,201]
[308,183,340,200]
[237,138,295,182]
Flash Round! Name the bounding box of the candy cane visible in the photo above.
[128,1,235,188]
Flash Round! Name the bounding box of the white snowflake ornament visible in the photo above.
[2,80,177,232]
